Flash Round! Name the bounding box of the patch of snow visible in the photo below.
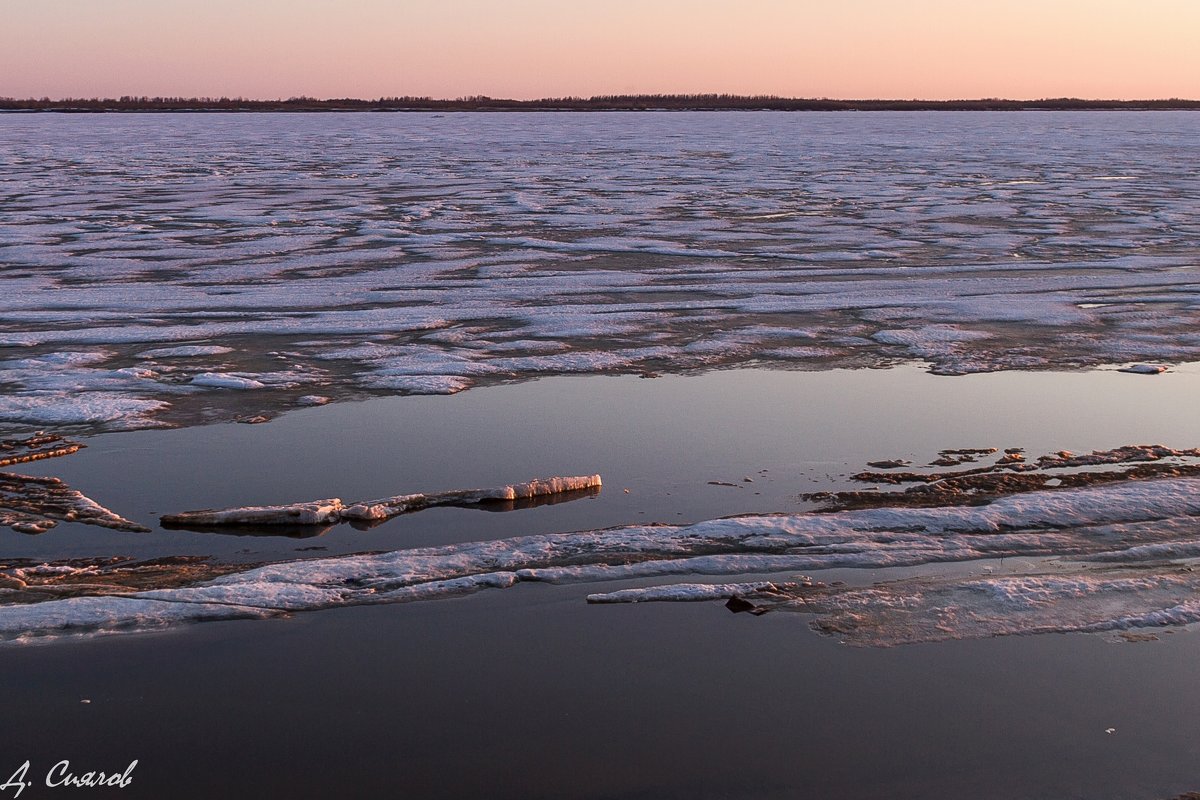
[0,393,169,426]
[137,345,235,358]
[356,374,473,394]
[190,373,266,390]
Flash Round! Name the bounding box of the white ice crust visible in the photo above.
[3,113,1200,429]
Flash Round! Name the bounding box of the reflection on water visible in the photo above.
[3,364,1200,798]
[471,485,603,513]
[5,363,1200,564]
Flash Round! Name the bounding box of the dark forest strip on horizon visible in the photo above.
[4,94,1200,112]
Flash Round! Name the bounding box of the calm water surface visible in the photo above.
[3,366,1200,798]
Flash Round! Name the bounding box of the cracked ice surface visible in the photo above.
[3,112,1200,430]
[586,569,1200,648]
[6,477,1200,643]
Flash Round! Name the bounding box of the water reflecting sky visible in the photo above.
[9,363,1200,563]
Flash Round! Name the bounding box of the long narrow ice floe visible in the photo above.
[160,475,603,528]
[586,568,1200,647]
[6,476,1200,643]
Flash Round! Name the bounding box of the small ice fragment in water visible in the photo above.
[296,395,330,406]
[867,460,911,469]
[1105,728,1116,734]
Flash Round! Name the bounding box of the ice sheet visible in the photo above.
[3,112,1199,430]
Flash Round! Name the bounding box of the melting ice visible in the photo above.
[6,476,1200,644]
[3,112,1200,430]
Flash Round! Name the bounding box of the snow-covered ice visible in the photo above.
[190,373,267,390]
[3,112,1199,430]
[7,475,1200,643]
[161,474,603,527]
[136,345,235,358]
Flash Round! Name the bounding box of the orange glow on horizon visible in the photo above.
[2,0,1197,101]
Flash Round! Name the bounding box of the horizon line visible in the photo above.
[6,93,1200,102]
[4,94,1200,113]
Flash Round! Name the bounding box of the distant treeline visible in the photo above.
[3,94,1199,112]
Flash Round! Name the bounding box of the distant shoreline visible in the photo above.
[3,95,1200,113]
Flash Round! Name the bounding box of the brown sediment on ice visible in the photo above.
[0,433,145,534]
[0,434,85,468]
[0,555,250,605]
[928,447,998,467]
[0,471,149,534]
[806,445,1200,511]
[161,474,603,530]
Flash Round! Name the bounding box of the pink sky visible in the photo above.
[3,0,1197,100]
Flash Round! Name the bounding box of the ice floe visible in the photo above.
[809,444,1200,511]
[1,471,148,535]
[584,568,1200,648]
[160,475,603,529]
[0,393,170,428]
[190,373,266,390]
[7,475,1200,643]
[137,345,235,358]
[0,434,84,469]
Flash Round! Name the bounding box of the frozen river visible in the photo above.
[2,111,1199,431]
[3,111,1200,798]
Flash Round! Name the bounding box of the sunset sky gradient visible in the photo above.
[4,0,1197,100]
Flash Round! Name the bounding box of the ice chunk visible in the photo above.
[190,373,267,389]
[0,393,169,427]
[356,375,472,394]
[137,345,235,358]
[1118,364,1168,374]
[160,499,345,528]
[163,475,603,527]
[0,596,275,642]
[587,582,781,604]
[1,471,149,533]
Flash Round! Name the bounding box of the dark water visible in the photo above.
[7,363,1200,563]
[2,585,1200,800]
[3,365,1200,798]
